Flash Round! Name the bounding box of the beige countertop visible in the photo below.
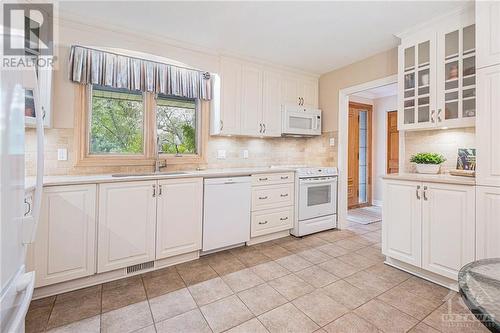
[382,173,476,186]
[25,166,296,189]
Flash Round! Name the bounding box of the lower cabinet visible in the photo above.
[251,206,293,237]
[156,178,203,259]
[34,185,97,287]
[97,181,156,273]
[476,186,500,259]
[383,179,475,281]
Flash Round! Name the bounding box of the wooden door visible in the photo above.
[156,178,203,260]
[476,186,500,259]
[387,111,399,174]
[34,185,96,287]
[382,180,422,267]
[240,63,263,136]
[348,106,359,208]
[422,183,475,279]
[98,181,156,273]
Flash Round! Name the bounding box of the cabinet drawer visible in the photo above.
[252,183,294,210]
[251,206,293,237]
[252,172,294,186]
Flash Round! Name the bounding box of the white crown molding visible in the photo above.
[55,9,320,78]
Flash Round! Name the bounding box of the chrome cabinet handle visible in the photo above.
[259,221,268,225]
[24,198,31,216]
[416,185,421,200]
[298,97,301,105]
[281,176,289,180]
[259,123,263,133]
[258,196,268,200]
[280,217,288,221]
[152,184,156,197]
[220,120,224,131]
[437,109,442,122]
[263,123,266,133]
[280,193,288,197]
[158,184,162,196]
[423,186,428,201]
[431,110,435,123]
[259,177,268,181]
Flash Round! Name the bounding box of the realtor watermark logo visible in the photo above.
[2,2,57,69]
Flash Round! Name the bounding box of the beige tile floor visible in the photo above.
[26,222,489,333]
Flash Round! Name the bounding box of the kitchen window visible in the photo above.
[156,95,199,155]
[89,85,145,155]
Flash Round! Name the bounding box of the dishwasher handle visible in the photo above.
[204,176,252,185]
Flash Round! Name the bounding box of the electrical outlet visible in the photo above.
[329,138,335,147]
[57,148,68,161]
[217,150,226,159]
[241,150,249,159]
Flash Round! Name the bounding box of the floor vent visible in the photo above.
[126,261,154,274]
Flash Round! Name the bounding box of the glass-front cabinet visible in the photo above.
[398,7,475,131]
[438,23,476,128]
[399,33,436,130]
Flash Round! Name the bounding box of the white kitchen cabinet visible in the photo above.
[34,185,96,287]
[217,57,242,135]
[281,75,318,108]
[476,186,500,259]
[156,178,203,259]
[97,181,156,273]
[251,206,293,238]
[383,179,475,281]
[421,183,475,280]
[476,64,500,187]
[382,180,422,267]
[262,70,283,137]
[476,0,500,69]
[240,64,264,136]
[398,7,475,130]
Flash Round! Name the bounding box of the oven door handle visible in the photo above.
[300,178,336,185]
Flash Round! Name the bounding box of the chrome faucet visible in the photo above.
[155,137,167,173]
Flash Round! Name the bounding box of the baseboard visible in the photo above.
[372,200,383,207]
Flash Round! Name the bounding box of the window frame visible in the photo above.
[154,94,202,161]
[75,84,207,167]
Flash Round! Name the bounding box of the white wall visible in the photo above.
[372,95,397,205]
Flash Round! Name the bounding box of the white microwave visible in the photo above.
[282,104,321,136]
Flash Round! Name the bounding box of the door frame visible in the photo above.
[338,74,401,229]
[348,101,373,209]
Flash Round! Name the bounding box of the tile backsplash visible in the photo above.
[404,127,475,173]
[25,129,337,176]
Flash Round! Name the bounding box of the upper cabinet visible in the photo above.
[211,56,319,137]
[398,8,475,130]
[25,66,53,128]
[476,1,500,69]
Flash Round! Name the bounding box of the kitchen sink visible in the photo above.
[111,171,188,177]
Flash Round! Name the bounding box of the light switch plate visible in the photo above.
[329,138,335,147]
[217,149,226,159]
[241,150,249,159]
[57,148,68,161]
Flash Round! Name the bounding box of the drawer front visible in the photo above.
[251,206,294,237]
[252,172,294,186]
[252,183,294,210]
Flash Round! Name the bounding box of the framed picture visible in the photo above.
[457,148,476,171]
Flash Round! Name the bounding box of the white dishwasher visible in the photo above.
[203,177,251,252]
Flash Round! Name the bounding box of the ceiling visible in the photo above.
[353,83,398,100]
[59,1,469,74]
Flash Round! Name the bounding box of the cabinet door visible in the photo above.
[422,183,475,280]
[437,21,476,128]
[34,185,96,287]
[300,79,318,108]
[240,63,263,136]
[220,57,242,135]
[98,181,156,273]
[476,64,500,186]
[382,180,422,266]
[398,33,437,130]
[476,186,500,259]
[156,178,203,259]
[281,75,300,105]
[476,1,500,69]
[262,70,282,137]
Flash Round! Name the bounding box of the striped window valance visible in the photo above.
[68,45,213,100]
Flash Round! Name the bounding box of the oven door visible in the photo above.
[299,176,337,221]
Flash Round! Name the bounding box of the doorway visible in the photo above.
[348,102,372,209]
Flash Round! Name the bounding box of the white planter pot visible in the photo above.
[416,164,441,174]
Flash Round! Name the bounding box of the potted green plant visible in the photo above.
[410,153,446,174]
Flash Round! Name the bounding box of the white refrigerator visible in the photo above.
[0,56,45,331]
